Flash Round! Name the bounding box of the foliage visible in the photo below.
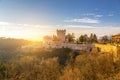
[99,35,111,43]
[66,33,75,43]
[0,39,120,80]
[52,35,58,41]
[89,33,97,43]
[78,34,89,43]
[0,37,32,51]
[60,52,120,80]
[0,47,72,80]
[77,33,97,44]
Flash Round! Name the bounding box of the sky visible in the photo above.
[0,0,120,41]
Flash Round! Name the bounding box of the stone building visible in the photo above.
[112,34,120,44]
[57,29,66,42]
[93,43,120,61]
[91,34,120,61]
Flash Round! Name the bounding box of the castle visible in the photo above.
[23,29,120,61]
[39,29,93,51]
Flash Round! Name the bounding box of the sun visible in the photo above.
[40,37,43,41]
[39,37,45,43]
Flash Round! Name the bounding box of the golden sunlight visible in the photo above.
[40,37,45,42]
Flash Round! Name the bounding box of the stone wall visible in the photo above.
[22,43,93,52]
[94,44,119,58]
[57,29,66,42]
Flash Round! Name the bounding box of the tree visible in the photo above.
[78,35,84,43]
[99,35,111,43]
[93,34,97,42]
[89,33,97,43]
[52,35,58,41]
[83,34,89,43]
[78,34,89,44]
[66,33,75,43]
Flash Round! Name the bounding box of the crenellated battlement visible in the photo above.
[57,29,66,34]
[57,29,66,33]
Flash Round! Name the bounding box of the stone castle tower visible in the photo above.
[57,29,66,42]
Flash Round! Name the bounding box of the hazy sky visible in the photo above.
[0,0,120,41]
